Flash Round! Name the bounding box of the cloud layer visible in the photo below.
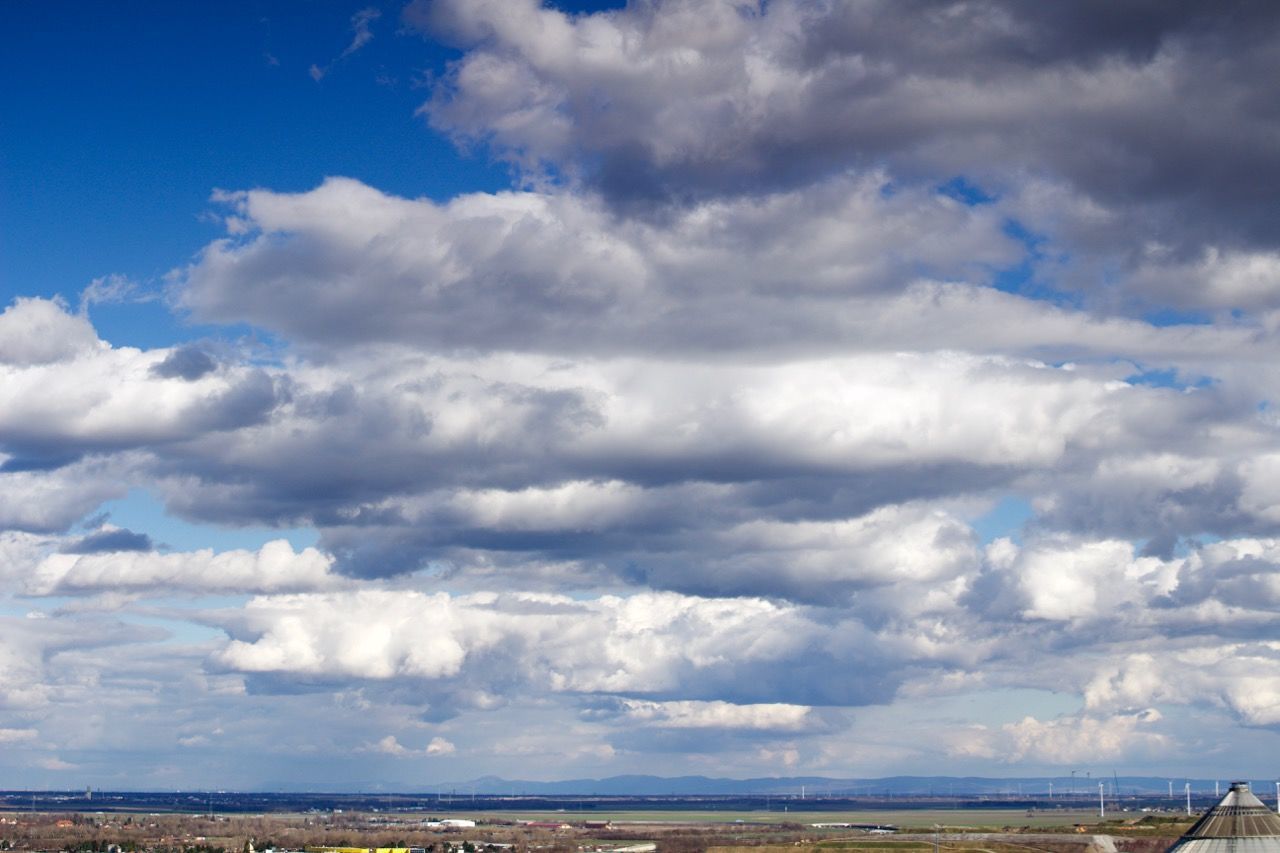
[5,0,1280,786]
[415,0,1280,251]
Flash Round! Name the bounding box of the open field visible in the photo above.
[706,835,1186,853]
[0,807,1191,853]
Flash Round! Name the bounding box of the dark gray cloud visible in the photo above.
[0,450,84,473]
[416,0,1280,229]
[184,369,290,432]
[151,345,218,381]
[60,527,154,554]
[412,0,1280,315]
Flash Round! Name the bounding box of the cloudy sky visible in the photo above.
[4,0,1280,790]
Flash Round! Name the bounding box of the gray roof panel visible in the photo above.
[1168,783,1280,853]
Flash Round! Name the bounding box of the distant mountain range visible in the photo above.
[440,774,1264,797]
[6,775,1265,805]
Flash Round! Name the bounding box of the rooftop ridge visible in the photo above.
[1169,782,1280,851]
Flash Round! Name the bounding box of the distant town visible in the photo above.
[3,777,1275,853]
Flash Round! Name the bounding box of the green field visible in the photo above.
[468,808,1108,828]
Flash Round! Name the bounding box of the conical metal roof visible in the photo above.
[1167,783,1280,853]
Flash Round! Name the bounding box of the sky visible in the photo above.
[3,0,1280,790]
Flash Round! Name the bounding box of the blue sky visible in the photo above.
[2,0,516,347]
[4,0,1280,790]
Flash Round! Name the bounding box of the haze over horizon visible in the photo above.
[0,772,1264,797]
[4,0,1280,790]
